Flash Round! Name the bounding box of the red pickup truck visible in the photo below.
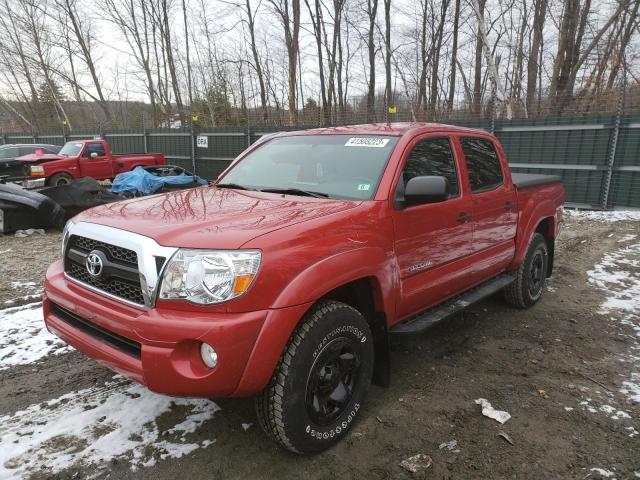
[43,123,564,454]
[19,139,165,187]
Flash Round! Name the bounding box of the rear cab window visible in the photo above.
[460,137,503,192]
[220,134,399,200]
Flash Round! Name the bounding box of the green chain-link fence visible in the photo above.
[1,115,639,208]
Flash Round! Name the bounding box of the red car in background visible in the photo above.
[18,139,165,187]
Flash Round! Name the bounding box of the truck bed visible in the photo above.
[511,172,562,189]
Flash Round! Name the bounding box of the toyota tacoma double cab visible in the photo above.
[19,139,165,187]
[43,123,564,453]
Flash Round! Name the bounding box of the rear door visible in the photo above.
[458,136,517,276]
[78,143,113,179]
[391,135,474,318]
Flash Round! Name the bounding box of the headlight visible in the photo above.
[159,249,261,304]
[61,220,74,256]
[30,165,45,176]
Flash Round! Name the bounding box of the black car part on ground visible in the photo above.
[39,177,120,221]
[0,182,66,233]
[0,167,203,233]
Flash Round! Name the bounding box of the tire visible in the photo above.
[48,173,73,186]
[503,232,549,309]
[255,299,374,454]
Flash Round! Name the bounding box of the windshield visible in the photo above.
[219,134,399,200]
[58,142,84,157]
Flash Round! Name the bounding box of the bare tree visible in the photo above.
[268,0,301,126]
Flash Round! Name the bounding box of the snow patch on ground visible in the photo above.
[590,467,616,478]
[0,377,219,479]
[583,239,640,434]
[0,302,71,369]
[10,281,38,290]
[565,209,640,223]
[618,234,638,243]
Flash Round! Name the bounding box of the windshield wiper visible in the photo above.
[259,188,329,198]
[215,182,251,191]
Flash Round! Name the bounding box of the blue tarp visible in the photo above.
[111,167,207,196]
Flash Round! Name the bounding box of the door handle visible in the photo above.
[505,201,515,211]
[457,212,471,223]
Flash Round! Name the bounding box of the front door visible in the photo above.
[79,143,112,179]
[391,135,473,319]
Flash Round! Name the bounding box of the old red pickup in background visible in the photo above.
[18,139,165,187]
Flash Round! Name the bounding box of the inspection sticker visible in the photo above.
[357,184,372,191]
[344,137,390,148]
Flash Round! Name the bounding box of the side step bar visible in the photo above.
[390,273,516,335]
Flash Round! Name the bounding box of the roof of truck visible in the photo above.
[280,122,487,137]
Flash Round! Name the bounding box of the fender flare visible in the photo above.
[44,167,76,181]
[271,246,394,313]
[509,199,557,270]
[233,247,395,396]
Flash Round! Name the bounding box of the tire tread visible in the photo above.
[254,299,362,453]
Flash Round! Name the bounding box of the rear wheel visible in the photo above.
[503,232,549,308]
[255,300,374,454]
[48,173,72,186]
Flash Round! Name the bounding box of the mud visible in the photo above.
[0,214,638,479]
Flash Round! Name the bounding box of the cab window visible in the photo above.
[400,137,459,197]
[0,147,18,159]
[85,143,106,158]
[19,146,37,156]
[460,137,503,192]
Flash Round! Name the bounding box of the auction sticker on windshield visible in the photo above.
[344,137,390,148]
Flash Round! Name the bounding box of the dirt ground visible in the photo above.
[0,212,638,480]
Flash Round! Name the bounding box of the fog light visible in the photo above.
[200,342,218,368]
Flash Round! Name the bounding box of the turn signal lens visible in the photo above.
[232,274,255,295]
[30,165,45,176]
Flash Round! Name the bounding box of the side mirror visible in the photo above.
[404,176,448,205]
[90,152,99,159]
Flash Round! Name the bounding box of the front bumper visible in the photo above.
[44,260,295,397]
[23,178,46,189]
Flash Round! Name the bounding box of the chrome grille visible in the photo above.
[65,235,144,305]
[72,236,138,266]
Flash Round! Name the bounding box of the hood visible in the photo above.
[74,186,360,248]
[15,153,64,163]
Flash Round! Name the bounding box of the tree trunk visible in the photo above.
[384,0,392,116]
[472,0,486,115]
[447,0,460,111]
[366,0,378,122]
[526,0,547,115]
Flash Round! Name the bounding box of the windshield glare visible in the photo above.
[59,142,83,157]
[219,135,398,200]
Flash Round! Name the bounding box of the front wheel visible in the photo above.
[48,173,73,186]
[503,232,549,308]
[255,300,374,454]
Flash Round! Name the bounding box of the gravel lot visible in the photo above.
[0,211,639,479]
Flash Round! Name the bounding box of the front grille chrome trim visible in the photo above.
[64,222,179,308]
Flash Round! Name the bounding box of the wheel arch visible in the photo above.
[534,217,555,276]
[234,248,396,397]
[510,206,558,276]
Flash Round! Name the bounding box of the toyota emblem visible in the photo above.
[86,251,104,277]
